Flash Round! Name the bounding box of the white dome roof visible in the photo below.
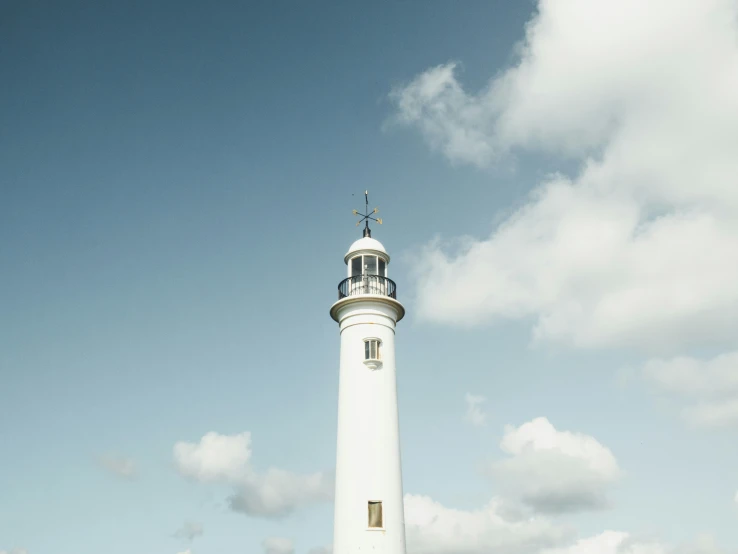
[344,236,389,263]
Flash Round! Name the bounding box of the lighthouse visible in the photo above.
[330,193,407,553]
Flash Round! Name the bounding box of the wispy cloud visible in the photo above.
[643,351,738,428]
[262,537,294,554]
[464,393,487,426]
[98,454,137,479]
[173,521,203,542]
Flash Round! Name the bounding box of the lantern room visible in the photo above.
[337,236,397,300]
[344,237,389,278]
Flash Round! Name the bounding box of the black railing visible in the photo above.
[338,275,397,300]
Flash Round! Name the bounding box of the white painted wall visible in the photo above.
[331,293,407,553]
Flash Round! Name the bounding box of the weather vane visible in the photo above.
[352,190,382,238]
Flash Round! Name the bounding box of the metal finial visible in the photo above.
[352,191,382,237]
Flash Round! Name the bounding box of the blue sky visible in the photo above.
[2,1,738,553]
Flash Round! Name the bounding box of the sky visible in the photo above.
[2,0,738,553]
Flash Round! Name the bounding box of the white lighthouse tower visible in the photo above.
[330,193,407,554]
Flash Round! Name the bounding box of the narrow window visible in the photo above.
[368,501,383,528]
[364,339,381,361]
[378,258,386,277]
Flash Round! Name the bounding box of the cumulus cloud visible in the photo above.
[404,493,571,554]
[464,393,487,426]
[492,417,621,513]
[98,454,136,479]
[173,521,203,542]
[389,0,738,354]
[406,505,728,554]
[174,432,252,482]
[262,537,294,554]
[173,432,332,518]
[643,352,738,428]
[541,531,661,554]
[542,531,729,554]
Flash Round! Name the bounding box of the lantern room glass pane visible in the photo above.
[378,259,386,276]
[351,257,362,277]
[365,341,370,359]
[365,256,377,275]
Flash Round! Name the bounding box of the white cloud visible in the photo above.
[389,62,498,168]
[492,417,621,513]
[404,493,571,554]
[673,535,731,554]
[644,352,738,396]
[98,454,136,479]
[541,531,686,554]
[541,531,662,554]
[407,508,728,554]
[262,537,294,554]
[643,352,738,427]
[464,393,487,426]
[176,550,192,554]
[228,466,333,517]
[390,0,738,353]
[174,431,252,482]
[682,400,738,429]
[0,549,29,554]
[554,532,730,554]
[173,432,332,518]
[173,521,203,542]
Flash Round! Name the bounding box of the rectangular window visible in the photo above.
[364,339,381,361]
[378,259,386,277]
[364,255,377,275]
[368,501,383,528]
